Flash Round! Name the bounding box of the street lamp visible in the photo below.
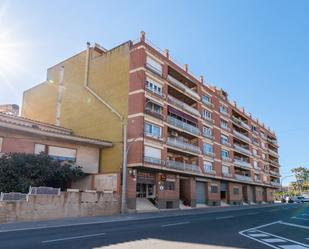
[280,174,294,192]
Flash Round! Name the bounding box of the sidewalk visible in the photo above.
[0,203,287,232]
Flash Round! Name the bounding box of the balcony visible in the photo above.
[234,159,252,169]
[233,144,251,156]
[202,99,213,108]
[145,108,164,120]
[203,132,214,140]
[167,137,201,154]
[268,138,278,146]
[167,116,199,136]
[269,159,280,167]
[220,109,229,117]
[167,75,200,101]
[222,172,232,178]
[204,169,216,175]
[166,160,201,173]
[233,130,251,143]
[202,115,214,124]
[270,170,280,177]
[268,149,279,158]
[232,116,250,130]
[145,63,162,77]
[270,181,281,187]
[144,132,163,141]
[222,156,232,162]
[167,95,200,117]
[235,174,253,182]
[144,156,164,165]
[252,153,260,159]
[221,125,231,132]
[204,151,215,158]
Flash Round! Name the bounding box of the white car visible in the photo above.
[289,196,309,203]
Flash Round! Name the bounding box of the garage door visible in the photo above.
[196,182,206,204]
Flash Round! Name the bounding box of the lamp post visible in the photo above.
[280,174,293,194]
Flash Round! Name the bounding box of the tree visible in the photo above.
[291,167,309,193]
[0,153,85,193]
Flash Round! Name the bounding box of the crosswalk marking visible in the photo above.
[248,233,270,237]
[262,238,287,243]
[279,245,309,249]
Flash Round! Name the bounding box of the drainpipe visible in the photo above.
[83,42,128,213]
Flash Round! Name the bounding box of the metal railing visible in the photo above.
[203,132,214,140]
[233,130,251,143]
[222,156,232,162]
[269,159,280,166]
[0,192,28,201]
[145,85,164,98]
[202,115,214,124]
[269,170,280,177]
[165,160,201,173]
[268,149,279,157]
[235,174,253,182]
[144,156,164,165]
[234,159,252,169]
[167,95,200,117]
[144,132,163,141]
[270,181,281,187]
[232,116,250,130]
[167,116,199,136]
[202,99,213,108]
[167,137,201,154]
[221,125,231,132]
[268,138,278,146]
[167,75,200,100]
[204,169,216,175]
[203,151,215,158]
[222,172,232,178]
[145,108,164,120]
[29,186,60,195]
[233,144,251,156]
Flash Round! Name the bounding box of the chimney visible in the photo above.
[184,64,188,72]
[164,49,169,59]
[200,75,204,84]
[140,31,145,42]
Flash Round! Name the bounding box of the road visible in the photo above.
[0,203,308,249]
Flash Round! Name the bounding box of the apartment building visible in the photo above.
[22,32,280,211]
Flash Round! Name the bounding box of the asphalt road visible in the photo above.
[0,203,308,249]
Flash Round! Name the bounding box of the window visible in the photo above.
[220,134,229,145]
[164,181,175,191]
[222,165,229,175]
[220,105,228,115]
[144,123,161,138]
[0,137,3,152]
[233,187,240,195]
[262,153,266,160]
[261,142,266,149]
[48,146,77,162]
[210,185,218,193]
[253,137,259,145]
[202,95,211,104]
[203,143,213,154]
[220,120,228,130]
[253,160,258,168]
[146,56,162,75]
[145,101,162,115]
[145,79,162,96]
[252,125,257,132]
[204,161,213,172]
[34,144,46,154]
[202,110,212,120]
[263,164,268,171]
[252,149,257,156]
[255,174,261,181]
[144,146,161,159]
[221,149,229,159]
[203,126,212,138]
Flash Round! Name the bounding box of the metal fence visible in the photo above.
[0,192,28,201]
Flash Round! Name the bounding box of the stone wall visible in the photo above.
[0,191,120,223]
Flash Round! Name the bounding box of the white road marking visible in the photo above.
[41,232,106,243]
[239,231,280,249]
[248,233,269,237]
[279,221,309,229]
[292,217,309,221]
[262,238,286,243]
[215,216,234,220]
[161,221,190,227]
[279,245,309,249]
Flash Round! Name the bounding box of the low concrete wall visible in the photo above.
[0,192,120,223]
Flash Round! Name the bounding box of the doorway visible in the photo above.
[136,183,155,198]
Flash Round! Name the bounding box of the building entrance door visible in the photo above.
[136,183,155,198]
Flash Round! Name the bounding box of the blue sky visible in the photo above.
[0,0,308,185]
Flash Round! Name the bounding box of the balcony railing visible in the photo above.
[220,109,229,117]
[268,138,278,146]
[167,137,201,154]
[253,153,260,159]
[203,151,215,158]
[268,149,279,157]
[234,159,252,169]
[145,63,162,77]
[145,85,164,98]
[167,95,200,117]
[233,130,251,143]
[204,169,216,175]
[145,108,164,120]
[144,156,164,165]
[167,75,200,101]
[203,132,214,140]
[222,172,232,178]
[269,159,280,167]
[144,132,163,141]
[165,160,201,173]
[167,116,199,136]
[270,181,281,187]
[232,116,250,130]
[202,115,214,124]
[221,125,231,132]
[235,174,253,182]
[222,156,232,162]
[233,144,251,156]
[270,170,280,177]
[202,99,213,108]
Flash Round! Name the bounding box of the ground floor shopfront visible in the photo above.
[126,168,275,211]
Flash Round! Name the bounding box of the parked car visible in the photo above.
[288,196,309,203]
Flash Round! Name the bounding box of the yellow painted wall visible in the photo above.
[22,43,130,174]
